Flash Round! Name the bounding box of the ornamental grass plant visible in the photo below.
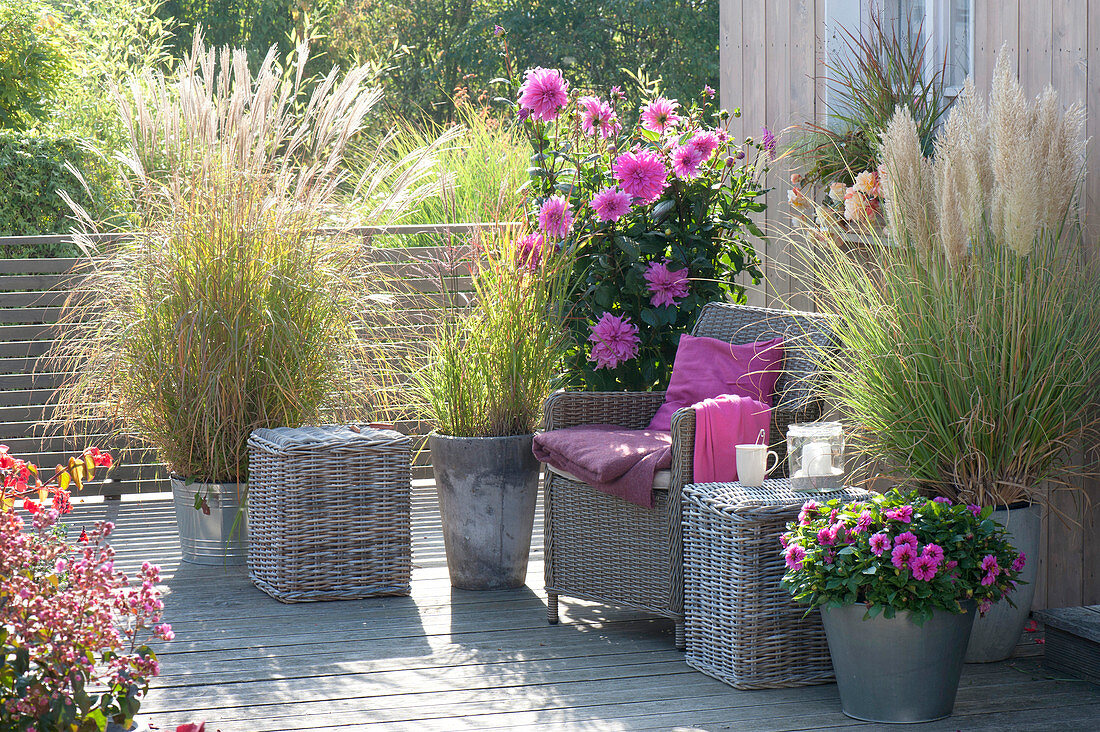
[413,227,574,438]
[791,52,1100,507]
[51,35,445,483]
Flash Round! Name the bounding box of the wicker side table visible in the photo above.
[682,479,870,689]
[247,425,412,603]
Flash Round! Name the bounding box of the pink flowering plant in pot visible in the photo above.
[781,489,1023,623]
[502,38,770,390]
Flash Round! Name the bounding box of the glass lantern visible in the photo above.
[788,421,845,493]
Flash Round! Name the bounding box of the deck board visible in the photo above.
[65,485,1100,731]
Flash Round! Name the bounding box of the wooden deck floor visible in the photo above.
[70,484,1100,731]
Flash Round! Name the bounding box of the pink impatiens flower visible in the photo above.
[590,187,632,222]
[613,149,668,203]
[578,95,620,138]
[910,554,939,581]
[784,544,806,571]
[671,143,705,180]
[640,96,680,133]
[518,68,569,122]
[538,195,573,239]
[588,313,640,370]
[643,260,690,307]
[869,532,891,556]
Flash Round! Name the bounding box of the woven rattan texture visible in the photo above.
[682,480,870,689]
[540,304,834,649]
[247,426,412,603]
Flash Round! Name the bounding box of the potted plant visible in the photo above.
[793,51,1100,663]
[414,228,573,590]
[0,448,172,732]
[782,490,1022,723]
[52,38,442,564]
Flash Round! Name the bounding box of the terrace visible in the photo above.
[67,489,1099,731]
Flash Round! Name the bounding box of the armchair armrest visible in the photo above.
[542,390,667,431]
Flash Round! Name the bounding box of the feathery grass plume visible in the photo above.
[879,107,935,253]
[49,34,438,483]
[989,51,1042,255]
[932,78,990,259]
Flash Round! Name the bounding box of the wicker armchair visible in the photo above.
[541,301,833,648]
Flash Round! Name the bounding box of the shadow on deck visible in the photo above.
[68,485,1100,732]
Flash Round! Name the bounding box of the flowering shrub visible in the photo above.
[0,448,170,732]
[788,169,884,234]
[781,489,1023,624]
[508,49,769,390]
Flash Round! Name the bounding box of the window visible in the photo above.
[881,0,973,94]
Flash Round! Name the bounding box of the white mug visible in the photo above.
[736,443,779,487]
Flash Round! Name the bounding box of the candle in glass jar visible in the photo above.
[802,441,833,476]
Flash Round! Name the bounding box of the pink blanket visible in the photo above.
[692,394,772,483]
[532,425,672,507]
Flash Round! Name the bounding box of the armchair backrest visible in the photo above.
[691,301,833,412]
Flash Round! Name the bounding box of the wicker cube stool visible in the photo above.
[682,479,870,689]
[247,425,412,603]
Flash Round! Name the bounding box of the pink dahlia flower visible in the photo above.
[671,143,705,180]
[687,130,721,160]
[933,496,952,504]
[816,525,836,546]
[613,149,668,203]
[854,511,873,534]
[869,532,891,556]
[514,233,544,272]
[884,505,913,523]
[578,95,620,139]
[921,543,944,565]
[910,554,939,581]
[798,501,819,526]
[591,187,632,222]
[1012,552,1026,572]
[518,68,569,122]
[891,543,917,570]
[894,531,919,550]
[538,195,573,239]
[640,96,681,134]
[784,544,806,571]
[643,260,690,307]
[967,504,981,517]
[587,313,640,370]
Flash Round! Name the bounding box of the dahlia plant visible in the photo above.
[1,450,171,732]
[781,489,1023,625]
[505,41,769,390]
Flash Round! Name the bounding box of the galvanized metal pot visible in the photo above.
[170,475,248,565]
[965,502,1040,662]
[429,433,539,590]
[821,602,976,723]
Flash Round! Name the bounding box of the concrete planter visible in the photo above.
[822,602,976,723]
[429,433,540,590]
[965,502,1041,662]
[170,475,248,566]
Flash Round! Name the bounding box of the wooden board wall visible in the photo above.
[719,0,1100,608]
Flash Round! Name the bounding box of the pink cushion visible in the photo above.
[646,334,784,431]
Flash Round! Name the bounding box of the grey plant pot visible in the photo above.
[105,716,151,732]
[965,502,1041,662]
[170,475,249,566]
[429,433,540,590]
[821,602,976,723]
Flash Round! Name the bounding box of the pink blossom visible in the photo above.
[687,130,721,160]
[613,149,668,203]
[979,598,993,614]
[578,95,620,138]
[869,532,891,556]
[891,543,917,569]
[817,525,837,546]
[854,511,873,533]
[538,195,573,239]
[921,543,944,566]
[894,531,919,550]
[784,544,806,571]
[671,144,705,180]
[967,504,981,517]
[640,96,681,133]
[933,496,952,504]
[518,67,569,122]
[885,505,913,523]
[588,313,640,370]
[643,260,690,307]
[1012,552,1026,572]
[779,532,789,548]
[798,501,820,526]
[514,233,544,272]
[702,84,716,98]
[910,554,939,581]
[591,187,632,222]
